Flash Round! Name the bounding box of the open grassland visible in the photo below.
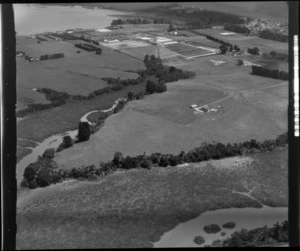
[16,148,287,249]
[55,54,287,168]
[17,88,51,111]
[17,37,83,58]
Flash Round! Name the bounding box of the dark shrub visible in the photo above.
[222,222,236,229]
[28,179,38,189]
[154,83,167,93]
[36,168,54,187]
[212,239,223,247]
[63,135,73,148]
[23,163,37,181]
[140,159,151,169]
[42,148,55,158]
[77,121,91,142]
[146,80,156,94]
[194,235,205,245]
[204,224,221,234]
[113,152,124,167]
[127,91,134,100]
[221,232,226,236]
[159,155,169,167]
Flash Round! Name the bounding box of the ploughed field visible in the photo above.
[165,42,214,58]
[16,148,287,249]
[55,54,287,169]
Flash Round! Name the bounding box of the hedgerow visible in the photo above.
[22,132,288,189]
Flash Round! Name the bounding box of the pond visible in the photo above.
[154,206,287,247]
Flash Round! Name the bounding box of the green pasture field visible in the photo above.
[16,41,143,110]
[17,83,146,144]
[17,88,51,111]
[16,37,83,58]
[54,54,287,168]
[17,147,287,249]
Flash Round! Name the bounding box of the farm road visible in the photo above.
[203,81,288,107]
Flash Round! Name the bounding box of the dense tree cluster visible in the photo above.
[259,30,288,43]
[77,121,91,142]
[252,66,288,80]
[221,221,288,247]
[143,54,195,83]
[247,47,260,55]
[224,24,251,35]
[40,53,65,61]
[22,132,287,189]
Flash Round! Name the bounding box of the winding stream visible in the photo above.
[16,98,125,185]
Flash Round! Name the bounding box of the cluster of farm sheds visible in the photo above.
[190,104,224,114]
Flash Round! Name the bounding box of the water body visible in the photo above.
[16,98,124,185]
[14,4,132,36]
[154,206,287,247]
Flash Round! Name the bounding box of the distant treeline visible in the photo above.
[205,35,241,52]
[39,53,65,61]
[111,17,172,26]
[252,66,288,80]
[224,24,288,43]
[75,43,102,53]
[224,24,251,35]
[259,30,288,43]
[21,132,288,189]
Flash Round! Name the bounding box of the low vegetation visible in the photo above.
[222,222,236,229]
[203,224,221,234]
[194,235,205,245]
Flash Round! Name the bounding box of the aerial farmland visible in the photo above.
[14,2,290,249]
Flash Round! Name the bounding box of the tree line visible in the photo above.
[39,53,65,61]
[224,24,251,35]
[252,66,288,80]
[258,30,288,43]
[111,18,172,26]
[75,43,102,54]
[203,35,241,53]
[21,132,287,189]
